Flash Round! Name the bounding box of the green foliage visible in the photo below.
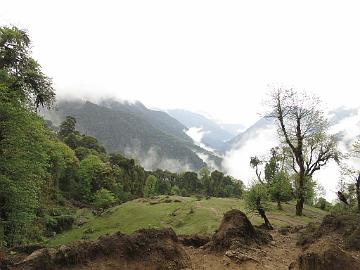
[170,185,181,195]
[76,155,116,202]
[315,197,331,211]
[268,171,293,208]
[46,138,79,194]
[45,214,75,234]
[0,26,55,110]
[264,148,281,182]
[58,116,76,139]
[144,175,158,197]
[245,183,270,212]
[47,196,328,247]
[93,188,117,208]
[0,94,50,245]
[293,175,317,205]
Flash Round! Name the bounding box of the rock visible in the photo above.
[278,227,290,235]
[225,249,259,264]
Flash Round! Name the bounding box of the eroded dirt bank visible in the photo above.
[2,212,360,270]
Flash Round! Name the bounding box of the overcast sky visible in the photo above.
[1,0,360,127]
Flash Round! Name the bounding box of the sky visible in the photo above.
[2,0,360,127]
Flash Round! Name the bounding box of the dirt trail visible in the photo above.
[185,230,301,270]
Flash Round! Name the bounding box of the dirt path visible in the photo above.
[185,230,301,270]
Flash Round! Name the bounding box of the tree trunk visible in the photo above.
[296,196,304,216]
[356,173,360,213]
[258,207,273,230]
[296,165,305,216]
[277,201,282,210]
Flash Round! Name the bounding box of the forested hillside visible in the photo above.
[42,100,222,171]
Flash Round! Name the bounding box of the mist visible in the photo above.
[222,107,360,201]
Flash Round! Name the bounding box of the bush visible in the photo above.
[45,214,75,233]
[93,188,117,208]
[170,185,180,196]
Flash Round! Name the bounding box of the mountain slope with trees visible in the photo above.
[42,99,222,171]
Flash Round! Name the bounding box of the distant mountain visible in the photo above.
[167,109,239,152]
[41,99,222,172]
[224,117,276,152]
[225,107,360,150]
[224,106,360,154]
[219,123,246,136]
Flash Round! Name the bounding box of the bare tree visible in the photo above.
[266,88,339,216]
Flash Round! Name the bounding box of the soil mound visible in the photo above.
[298,214,360,249]
[7,228,191,270]
[208,209,272,251]
[290,245,360,270]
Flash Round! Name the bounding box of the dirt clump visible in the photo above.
[297,214,360,249]
[6,228,191,270]
[290,244,360,270]
[207,209,272,251]
[346,226,360,250]
[178,234,210,248]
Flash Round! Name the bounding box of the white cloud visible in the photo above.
[1,1,360,127]
[223,108,360,201]
[222,122,278,184]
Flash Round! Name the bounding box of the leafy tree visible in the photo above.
[0,26,55,110]
[315,197,331,211]
[264,147,282,182]
[144,175,158,197]
[339,163,360,213]
[250,156,264,183]
[224,185,235,197]
[58,116,77,139]
[266,88,339,215]
[268,171,293,209]
[46,138,79,194]
[76,155,116,202]
[352,139,360,212]
[171,185,181,196]
[245,183,273,229]
[93,188,116,208]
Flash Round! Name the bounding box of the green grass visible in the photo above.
[47,196,328,247]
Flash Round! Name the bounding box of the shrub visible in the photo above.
[93,188,117,208]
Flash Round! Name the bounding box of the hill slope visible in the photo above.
[42,99,222,171]
[48,195,328,247]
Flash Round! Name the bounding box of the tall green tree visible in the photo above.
[266,88,339,215]
[268,171,293,209]
[144,175,158,197]
[0,26,55,110]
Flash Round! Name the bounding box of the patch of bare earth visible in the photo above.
[185,229,302,270]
